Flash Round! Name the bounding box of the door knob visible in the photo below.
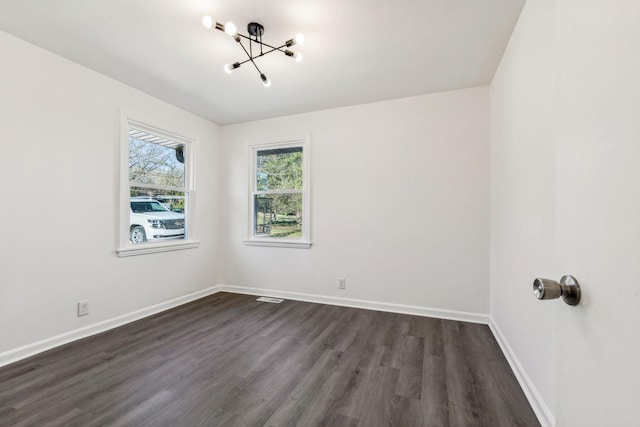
[533,275,581,306]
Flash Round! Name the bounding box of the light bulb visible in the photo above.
[286,33,305,47]
[224,62,240,74]
[295,52,303,63]
[261,74,271,87]
[202,15,213,29]
[225,22,237,36]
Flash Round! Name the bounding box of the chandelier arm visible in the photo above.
[237,40,264,74]
[249,58,263,75]
[237,58,254,66]
[270,45,290,54]
[252,46,283,58]
[236,34,289,53]
[234,45,289,66]
[256,42,289,53]
[237,39,253,61]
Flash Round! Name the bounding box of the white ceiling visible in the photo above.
[0,0,525,125]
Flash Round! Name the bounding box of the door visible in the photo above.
[555,1,640,425]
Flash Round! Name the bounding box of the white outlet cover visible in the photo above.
[78,301,89,316]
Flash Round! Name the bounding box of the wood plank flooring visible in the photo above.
[0,292,540,426]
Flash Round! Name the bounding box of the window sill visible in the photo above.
[117,240,200,257]
[243,239,312,249]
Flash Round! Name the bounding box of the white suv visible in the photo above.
[130,198,185,243]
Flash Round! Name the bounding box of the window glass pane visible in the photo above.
[256,147,303,191]
[129,187,186,244]
[129,129,185,188]
[254,195,273,235]
[254,193,302,239]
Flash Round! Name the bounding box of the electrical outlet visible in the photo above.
[78,300,89,317]
[338,278,346,290]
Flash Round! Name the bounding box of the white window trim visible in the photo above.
[243,137,311,249]
[117,112,199,257]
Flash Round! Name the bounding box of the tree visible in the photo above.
[129,138,185,207]
[129,138,184,186]
[257,150,303,223]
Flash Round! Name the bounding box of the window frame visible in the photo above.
[244,137,311,249]
[117,113,199,257]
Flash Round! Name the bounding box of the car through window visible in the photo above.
[117,116,198,256]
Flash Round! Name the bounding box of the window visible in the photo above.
[245,138,311,248]
[117,116,198,257]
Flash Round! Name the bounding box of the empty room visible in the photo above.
[1,0,638,426]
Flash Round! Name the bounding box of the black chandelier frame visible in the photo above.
[212,20,303,87]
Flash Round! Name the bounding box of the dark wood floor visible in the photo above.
[0,292,539,426]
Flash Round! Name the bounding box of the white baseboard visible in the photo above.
[0,285,222,368]
[0,284,486,368]
[489,318,555,427]
[219,284,489,324]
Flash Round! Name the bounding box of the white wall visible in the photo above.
[220,87,490,316]
[0,30,489,362]
[489,0,557,424]
[0,31,222,356]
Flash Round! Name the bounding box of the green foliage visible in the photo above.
[257,149,303,223]
[270,215,302,238]
[256,150,302,191]
[255,211,301,238]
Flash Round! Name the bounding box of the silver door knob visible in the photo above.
[533,275,581,306]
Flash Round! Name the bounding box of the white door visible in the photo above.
[555,1,640,425]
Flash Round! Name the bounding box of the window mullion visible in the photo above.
[129,182,188,193]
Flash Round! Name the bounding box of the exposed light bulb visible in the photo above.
[224,62,240,74]
[225,22,237,36]
[261,74,271,87]
[295,33,305,45]
[295,52,303,63]
[202,15,213,29]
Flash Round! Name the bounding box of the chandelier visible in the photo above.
[202,15,304,87]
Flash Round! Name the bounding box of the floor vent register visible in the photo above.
[256,296,284,304]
